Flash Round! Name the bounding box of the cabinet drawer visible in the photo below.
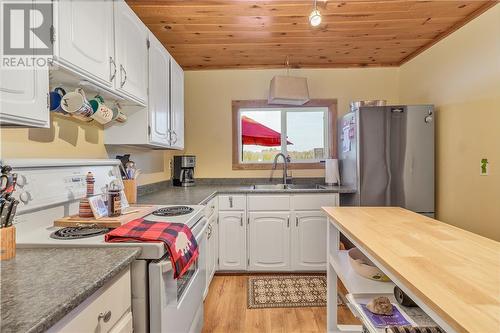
[48,269,131,333]
[248,195,290,211]
[291,194,338,210]
[109,311,133,333]
[205,197,218,218]
[219,195,246,210]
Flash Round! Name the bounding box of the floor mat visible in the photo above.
[248,275,341,309]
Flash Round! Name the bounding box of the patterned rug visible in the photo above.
[248,275,337,309]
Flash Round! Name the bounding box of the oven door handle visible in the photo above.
[194,217,209,242]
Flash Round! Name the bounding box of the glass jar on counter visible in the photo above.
[108,180,122,217]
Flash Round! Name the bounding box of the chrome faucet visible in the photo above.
[270,153,292,184]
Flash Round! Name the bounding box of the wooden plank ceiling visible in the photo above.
[127,0,497,70]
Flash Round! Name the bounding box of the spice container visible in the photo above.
[107,180,122,217]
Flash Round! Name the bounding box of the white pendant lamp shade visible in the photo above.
[268,75,310,106]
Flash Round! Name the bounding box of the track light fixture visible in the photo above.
[309,0,322,27]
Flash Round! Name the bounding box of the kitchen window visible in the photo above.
[232,100,337,170]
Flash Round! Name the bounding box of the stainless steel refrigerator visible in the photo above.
[339,105,435,216]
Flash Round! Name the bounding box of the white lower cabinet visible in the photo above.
[47,268,132,333]
[292,211,328,270]
[215,193,338,273]
[108,312,133,333]
[205,213,218,297]
[248,212,291,270]
[218,211,246,270]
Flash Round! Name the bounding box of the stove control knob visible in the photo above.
[16,175,27,187]
[19,191,31,204]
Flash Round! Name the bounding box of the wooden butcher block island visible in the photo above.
[322,207,500,333]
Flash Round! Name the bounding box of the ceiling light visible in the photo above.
[268,56,310,106]
[309,0,322,27]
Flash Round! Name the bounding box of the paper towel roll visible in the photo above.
[325,159,340,185]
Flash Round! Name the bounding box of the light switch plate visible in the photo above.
[480,158,489,176]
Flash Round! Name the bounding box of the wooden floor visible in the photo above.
[202,274,359,333]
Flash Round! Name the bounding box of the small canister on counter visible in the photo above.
[107,180,122,217]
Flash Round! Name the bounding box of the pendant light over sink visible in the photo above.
[268,57,310,106]
[309,0,322,27]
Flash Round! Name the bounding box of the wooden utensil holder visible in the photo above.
[1,226,16,261]
[123,179,137,204]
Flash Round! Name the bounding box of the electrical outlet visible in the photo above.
[480,158,489,176]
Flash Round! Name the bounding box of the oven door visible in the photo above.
[149,217,208,333]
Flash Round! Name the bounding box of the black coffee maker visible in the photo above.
[172,156,196,187]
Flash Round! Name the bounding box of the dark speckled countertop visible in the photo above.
[138,183,356,206]
[0,247,140,333]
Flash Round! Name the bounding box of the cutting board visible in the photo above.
[54,205,157,228]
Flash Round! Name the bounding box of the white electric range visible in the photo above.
[8,159,207,333]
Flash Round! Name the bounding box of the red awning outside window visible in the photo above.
[241,116,292,147]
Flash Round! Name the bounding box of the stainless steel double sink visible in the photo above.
[251,184,325,190]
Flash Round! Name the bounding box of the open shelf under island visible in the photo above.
[322,207,500,333]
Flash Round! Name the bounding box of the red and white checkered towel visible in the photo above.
[105,218,199,278]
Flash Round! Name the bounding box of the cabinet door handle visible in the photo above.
[167,129,172,144]
[287,216,290,228]
[172,130,178,144]
[98,310,112,324]
[229,196,233,208]
[120,64,127,88]
[109,57,117,82]
[296,216,299,227]
[240,215,243,227]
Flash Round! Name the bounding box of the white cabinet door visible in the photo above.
[0,0,49,128]
[218,211,246,270]
[292,211,328,271]
[205,214,217,297]
[248,212,290,271]
[170,58,184,149]
[114,0,148,103]
[204,219,211,299]
[148,34,171,146]
[0,3,50,128]
[0,67,49,128]
[213,216,219,274]
[55,0,114,86]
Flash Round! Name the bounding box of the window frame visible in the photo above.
[232,99,337,170]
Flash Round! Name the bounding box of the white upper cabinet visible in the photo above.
[169,58,184,149]
[248,212,291,270]
[0,65,50,128]
[292,211,328,271]
[148,34,171,147]
[114,0,148,104]
[54,0,115,86]
[218,211,246,270]
[0,0,50,128]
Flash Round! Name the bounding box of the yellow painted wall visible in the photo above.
[0,114,173,186]
[184,68,400,178]
[399,6,500,241]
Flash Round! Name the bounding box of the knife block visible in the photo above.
[1,226,16,261]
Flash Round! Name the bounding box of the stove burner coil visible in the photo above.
[152,206,194,217]
[50,226,110,240]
